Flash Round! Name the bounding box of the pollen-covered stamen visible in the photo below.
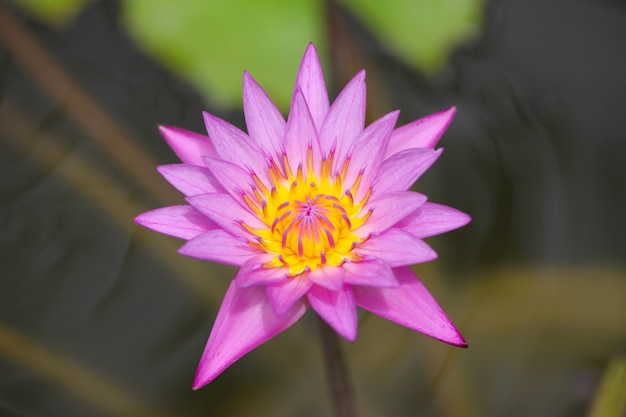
[247,152,371,276]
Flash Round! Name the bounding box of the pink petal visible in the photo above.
[202,157,253,199]
[157,164,223,196]
[291,43,330,131]
[179,229,260,266]
[202,112,270,183]
[384,107,456,158]
[397,202,471,239]
[284,89,323,176]
[354,267,467,347]
[243,71,286,159]
[134,205,217,240]
[187,193,264,237]
[308,285,358,341]
[356,191,427,237]
[342,258,398,288]
[235,255,289,287]
[306,265,345,291]
[318,70,366,158]
[266,275,313,316]
[193,281,307,389]
[357,228,437,267]
[372,148,442,198]
[159,125,217,166]
[342,111,399,201]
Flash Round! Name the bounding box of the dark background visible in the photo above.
[1,0,625,416]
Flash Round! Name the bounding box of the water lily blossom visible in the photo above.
[135,43,470,390]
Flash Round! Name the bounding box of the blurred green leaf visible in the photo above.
[11,0,87,24]
[340,0,482,71]
[121,0,481,110]
[122,0,324,110]
[587,357,626,417]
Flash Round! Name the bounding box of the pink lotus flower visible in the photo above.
[136,43,470,390]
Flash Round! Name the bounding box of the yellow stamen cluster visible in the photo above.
[243,148,371,276]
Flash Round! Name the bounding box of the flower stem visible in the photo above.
[318,316,359,417]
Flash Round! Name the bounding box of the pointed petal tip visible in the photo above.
[191,366,223,390]
[444,106,457,116]
[191,379,206,391]
[355,69,366,82]
[133,212,146,225]
[242,69,253,83]
[157,124,179,136]
[440,328,468,348]
[305,41,317,52]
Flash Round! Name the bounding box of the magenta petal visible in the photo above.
[266,275,313,316]
[319,70,366,157]
[235,256,289,288]
[354,267,466,347]
[308,285,357,341]
[342,258,398,288]
[284,89,323,176]
[357,191,427,237]
[243,71,286,159]
[179,229,259,266]
[202,112,269,183]
[306,266,345,291]
[159,125,217,166]
[291,43,330,130]
[397,202,471,239]
[193,281,307,389]
[343,111,399,200]
[384,107,456,158]
[135,205,217,240]
[187,193,265,237]
[157,164,223,196]
[357,229,437,267]
[372,148,442,197]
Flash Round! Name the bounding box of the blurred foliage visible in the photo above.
[121,0,481,109]
[587,357,626,417]
[121,0,323,109]
[11,0,482,109]
[339,0,481,71]
[10,0,88,24]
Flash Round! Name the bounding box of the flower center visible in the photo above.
[243,150,371,276]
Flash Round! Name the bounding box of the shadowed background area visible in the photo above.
[1,0,625,416]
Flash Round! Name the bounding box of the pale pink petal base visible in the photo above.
[158,164,223,196]
[308,285,358,341]
[266,275,314,316]
[354,267,467,347]
[357,192,427,237]
[342,258,398,288]
[357,229,437,267]
[193,282,307,389]
[307,266,345,291]
[179,229,260,266]
[235,256,289,287]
